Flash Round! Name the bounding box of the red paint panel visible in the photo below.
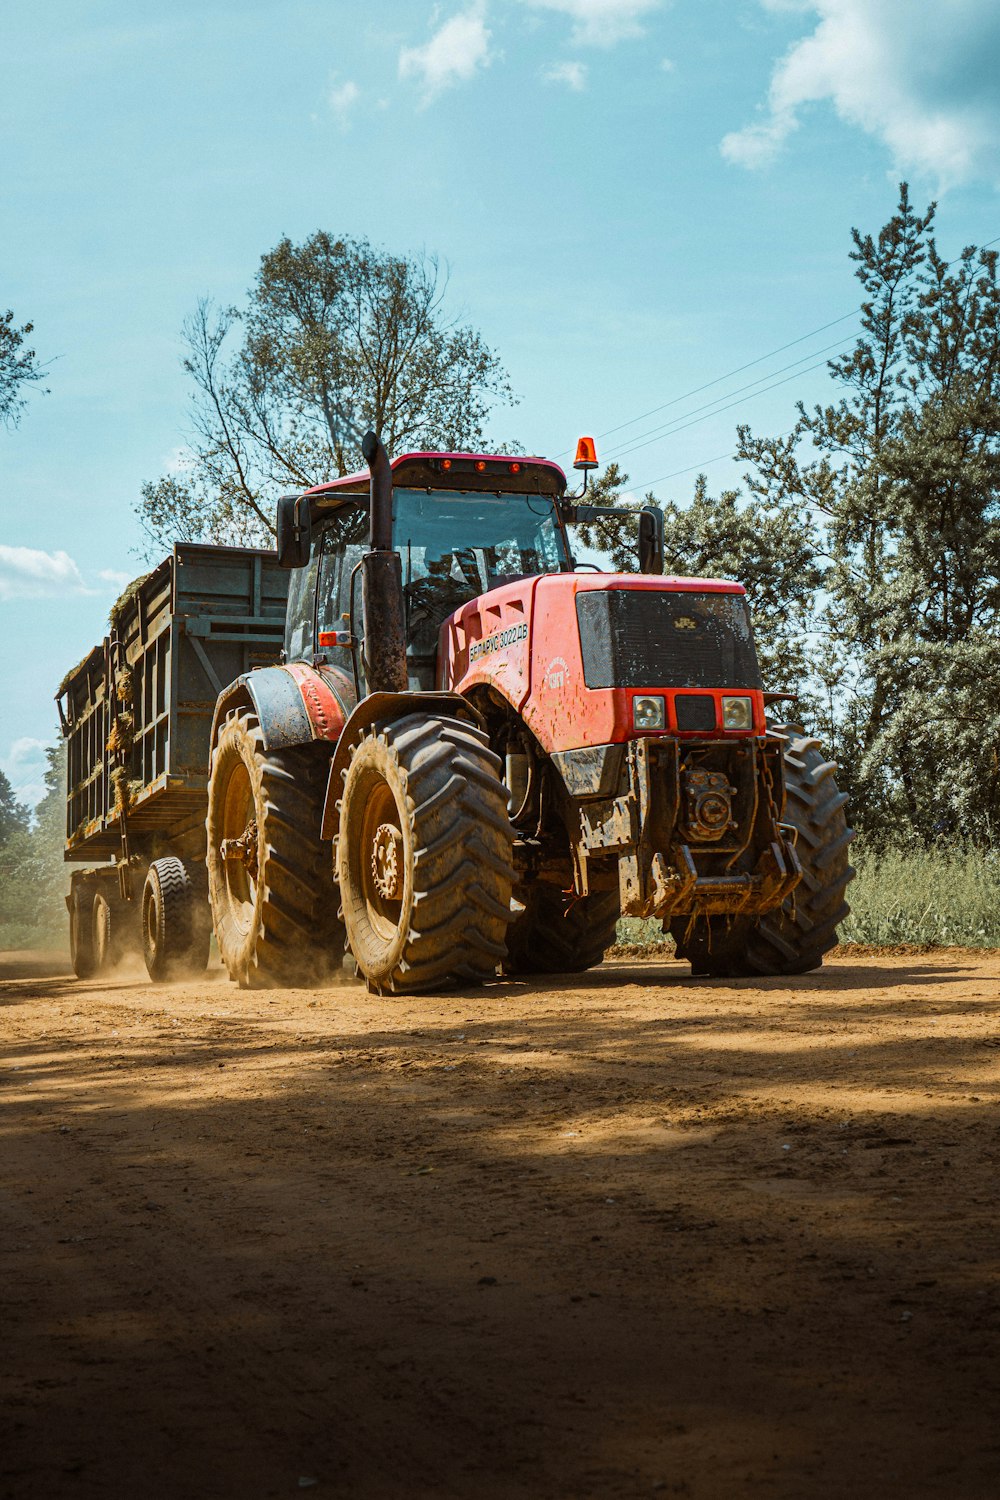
[442,573,764,754]
[283,662,350,743]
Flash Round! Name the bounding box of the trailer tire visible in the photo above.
[336,713,513,994]
[92,892,119,974]
[207,709,342,988]
[503,887,620,975]
[142,856,209,982]
[69,883,97,979]
[671,724,854,977]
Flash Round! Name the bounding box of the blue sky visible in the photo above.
[3,0,1000,806]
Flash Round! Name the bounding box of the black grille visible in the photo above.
[576,589,762,690]
[675,694,717,732]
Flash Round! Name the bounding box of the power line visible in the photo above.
[553,310,861,461]
[608,347,851,466]
[561,230,1000,466]
[602,334,855,463]
[610,231,1000,491]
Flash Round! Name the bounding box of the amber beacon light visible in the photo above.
[574,436,598,471]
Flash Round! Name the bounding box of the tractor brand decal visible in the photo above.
[545,656,569,691]
[469,621,528,663]
[674,615,698,631]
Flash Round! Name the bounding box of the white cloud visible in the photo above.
[1,738,47,808]
[98,568,134,591]
[399,5,493,100]
[7,736,47,767]
[0,546,89,602]
[329,79,360,125]
[544,59,588,89]
[520,0,662,48]
[722,0,1000,187]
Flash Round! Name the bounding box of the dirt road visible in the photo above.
[2,948,999,1499]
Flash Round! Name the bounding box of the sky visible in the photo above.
[3,0,1000,806]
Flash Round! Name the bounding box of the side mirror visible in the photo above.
[276,494,312,569]
[638,505,664,574]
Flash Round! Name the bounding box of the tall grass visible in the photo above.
[614,843,1000,952]
[840,843,1000,948]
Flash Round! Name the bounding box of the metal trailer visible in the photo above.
[58,543,288,978]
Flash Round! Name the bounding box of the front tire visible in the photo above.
[207,709,343,988]
[336,713,513,994]
[671,724,854,977]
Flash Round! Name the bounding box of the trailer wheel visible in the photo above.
[504,887,620,975]
[336,713,513,994]
[92,892,118,974]
[207,709,343,988]
[142,857,209,982]
[671,724,854,977]
[69,883,97,979]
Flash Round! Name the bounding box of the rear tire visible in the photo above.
[504,887,620,975]
[671,724,854,977]
[142,856,209,982]
[207,709,343,988]
[336,713,513,994]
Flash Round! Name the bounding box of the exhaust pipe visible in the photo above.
[360,431,408,695]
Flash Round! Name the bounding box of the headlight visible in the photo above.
[721,695,753,730]
[633,695,665,730]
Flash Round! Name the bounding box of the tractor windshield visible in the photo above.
[393,488,571,668]
[393,488,570,593]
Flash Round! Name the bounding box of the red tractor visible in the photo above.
[203,432,853,991]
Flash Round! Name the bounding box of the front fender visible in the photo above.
[319,690,483,840]
[210,664,356,757]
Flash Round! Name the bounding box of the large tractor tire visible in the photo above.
[335,713,513,994]
[207,709,343,988]
[504,887,620,975]
[69,882,97,979]
[671,724,854,978]
[141,856,210,982]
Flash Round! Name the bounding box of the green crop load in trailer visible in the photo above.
[57,543,289,978]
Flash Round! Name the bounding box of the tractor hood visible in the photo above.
[440,572,766,753]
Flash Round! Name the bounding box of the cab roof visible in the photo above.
[303,451,568,510]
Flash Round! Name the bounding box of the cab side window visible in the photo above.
[314,506,368,670]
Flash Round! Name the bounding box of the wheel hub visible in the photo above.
[371,823,403,900]
[220,819,258,880]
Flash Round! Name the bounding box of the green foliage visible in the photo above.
[0,308,46,428]
[0,742,68,950]
[572,464,822,692]
[841,843,1000,947]
[0,769,30,845]
[738,184,1000,841]
[138,233,516,553]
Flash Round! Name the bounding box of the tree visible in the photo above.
[738,185,1000,840]
[571,463,822,692]
[0,309,46,428]
[139,234,516,552]
[0,741,67,944]
[0,769,30,845]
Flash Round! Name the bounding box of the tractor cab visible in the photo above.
[283,452,576,690]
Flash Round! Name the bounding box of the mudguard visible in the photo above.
[319,690,482,840]
[210,663,356,755]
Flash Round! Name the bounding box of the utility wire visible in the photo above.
[560,231,1000,466]
[607,348,851,466]
[602,334,855,463]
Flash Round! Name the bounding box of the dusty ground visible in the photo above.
[1,948,999,1500]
